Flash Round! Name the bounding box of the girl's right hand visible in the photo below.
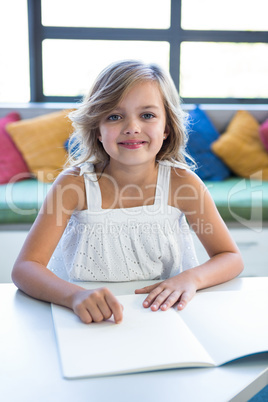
[71,287,123,324]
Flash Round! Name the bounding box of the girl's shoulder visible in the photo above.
[49,166,86,212]
[57,161,96,183]
[158,160,202,187]
[169,165,208,213]
[56,166,84,184]
[170,166,200,190]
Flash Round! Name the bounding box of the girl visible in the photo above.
[12,60,243,324]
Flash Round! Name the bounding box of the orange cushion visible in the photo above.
[211,110,268,180]
[6,110,73,182]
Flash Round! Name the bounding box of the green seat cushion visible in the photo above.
[1,177,268,224]
[0,179,52,224]
[204,178,268,222]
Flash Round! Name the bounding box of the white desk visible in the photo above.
[1,278,268,402]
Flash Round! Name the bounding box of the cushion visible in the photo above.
[0,112,30,184]
[186,106,231,181]
[212,110,268,180]
[204,177,268,222]
[6,110,73,182]
[0,179,52,224]
[64,136,80,158]
[259,119,268,152]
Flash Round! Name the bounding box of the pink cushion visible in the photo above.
[0,112,30,184]
[259,119,268,152]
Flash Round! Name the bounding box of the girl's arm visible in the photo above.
[135,168,244,311]
[12,170,123,324]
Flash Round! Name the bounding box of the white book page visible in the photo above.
[179,290,268,366]
[52,294,214,379]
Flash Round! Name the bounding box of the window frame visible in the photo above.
[28,0,268,104]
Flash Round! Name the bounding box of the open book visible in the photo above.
[52,290,268,379]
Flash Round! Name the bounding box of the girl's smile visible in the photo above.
[117,139,149,149]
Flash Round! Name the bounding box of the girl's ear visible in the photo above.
[164,124,170,138]
[98,134,102,142]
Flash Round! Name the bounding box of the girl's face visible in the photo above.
[98,81,169,168]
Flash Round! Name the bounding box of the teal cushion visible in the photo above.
[204,178,268,222]
[1,178,268,224]
[0,179,52,224]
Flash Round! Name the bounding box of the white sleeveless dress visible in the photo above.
[48,161,199,282]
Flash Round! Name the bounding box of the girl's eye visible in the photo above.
[108,114,121,121]
[142,113,154,119]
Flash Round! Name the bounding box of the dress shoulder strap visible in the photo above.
[79,162,102,210]
[155,163,171,205]
[155,161,188,205]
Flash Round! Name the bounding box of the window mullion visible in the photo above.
[28,0,44,102]
[169,0,182,92]
[179,30,268,43]
[42,26,171,41]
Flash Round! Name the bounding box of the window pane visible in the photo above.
[0,0,30,102]
[181,0,268,31]
[43,40,170,97]
[180,42,268,99]
[41,0,170,29]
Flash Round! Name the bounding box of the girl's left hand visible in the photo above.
[135,271,197,311]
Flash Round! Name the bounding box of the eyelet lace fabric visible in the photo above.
[48,162,199,282]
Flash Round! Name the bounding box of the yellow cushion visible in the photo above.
[6,110,73,182]
[211,110,268,180]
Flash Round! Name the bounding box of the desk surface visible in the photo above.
[1,277,268,402]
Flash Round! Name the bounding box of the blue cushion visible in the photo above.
[64,137,80,158]
[186,106,231,181]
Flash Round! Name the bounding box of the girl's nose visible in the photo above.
[123,118,141,135]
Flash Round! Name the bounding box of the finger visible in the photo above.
[135,282,162,294]
[160,291,181,311]
[105,293,124,324]
[149,289,172,311]
[87,303,105,323]
[142,285,165,308]
[177,291,194,311]
[96,299,113,320]
[74,304,93,324]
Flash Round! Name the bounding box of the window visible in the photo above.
[181,0,268,31]
[0,0,30,102]
[180,0,268,103]
[41,0,170,29]
[42,40,170,97]
[1,0,268,104]
[180,42,268,99]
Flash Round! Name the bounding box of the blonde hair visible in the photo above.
[67,60,194,169]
